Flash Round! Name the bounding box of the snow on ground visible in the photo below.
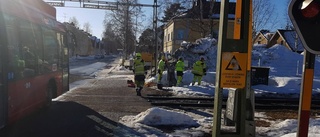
[69,37,320,136]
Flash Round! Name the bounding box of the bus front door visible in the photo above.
[0,9,7,128]
[0,55,6,128]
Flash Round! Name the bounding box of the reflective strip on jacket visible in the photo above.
[192,60,206,75]
[175,60,184,71]
[134,58,145,75]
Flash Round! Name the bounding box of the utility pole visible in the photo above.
[135,8,138,53]
[125,0,129,59]
[153,0,158,76]
[63,13,66,22]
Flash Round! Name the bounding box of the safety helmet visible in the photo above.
[136,53,142,57]
[161,56,166,60]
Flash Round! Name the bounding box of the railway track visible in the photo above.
[144,95,320,109]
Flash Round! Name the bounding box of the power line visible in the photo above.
[44,0,159,10]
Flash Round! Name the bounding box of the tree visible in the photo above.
[102,22,118,54]
[68,16,80,28]
[102,0,144,57]
[179,0,218,38]
[83,22,92,34]
[252,0,279,36]
[284,0,293,30]
[137,28,153,52]
[160,3,186,23]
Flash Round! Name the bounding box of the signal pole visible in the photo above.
[298,51,315,137]
[288,1,320,136]
[212,0,255,136]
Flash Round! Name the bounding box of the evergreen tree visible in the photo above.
[160,3,186,23]
[137,28,153,52]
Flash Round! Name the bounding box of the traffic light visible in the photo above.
[289,0,320,54]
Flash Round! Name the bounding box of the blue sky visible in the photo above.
[55,0,154,39]
[54,0,288,39]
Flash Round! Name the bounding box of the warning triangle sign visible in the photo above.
[225,56,242,70]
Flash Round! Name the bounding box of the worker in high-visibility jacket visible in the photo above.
[192,56,207,85]
[157,56,166,84]
[133,53,146,96]
[175,57,184,86]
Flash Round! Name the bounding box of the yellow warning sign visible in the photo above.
[220,52,247,88]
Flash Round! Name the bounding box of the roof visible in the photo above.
[277,30,304,52]
[253,30,274,43]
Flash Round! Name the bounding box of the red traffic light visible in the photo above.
[289,0,320,55]
[301,0,320,18]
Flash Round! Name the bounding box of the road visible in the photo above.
[0,56,158,137]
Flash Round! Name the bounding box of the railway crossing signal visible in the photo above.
[289,0,320,55]
[289,1,318,137]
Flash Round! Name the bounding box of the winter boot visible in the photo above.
[136,87,141,96]
[157,83,163,89]
[136,88,140,96]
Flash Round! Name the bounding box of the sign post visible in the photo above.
[212,0,255,136]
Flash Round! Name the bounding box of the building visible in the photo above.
[253,30,274,45]
[267,30,304,53]
[163,0,236,53]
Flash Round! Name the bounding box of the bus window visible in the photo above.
[56,32,63,69]
[61,34,69,68]
[19,19,40,77]
[42,28,59,72]
[4,14,24,80]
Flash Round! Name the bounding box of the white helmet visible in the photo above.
[200,56,205,61]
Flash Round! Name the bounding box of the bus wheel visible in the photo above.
[46,84,54,107]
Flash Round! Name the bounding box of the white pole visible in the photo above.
[296,60,299,75]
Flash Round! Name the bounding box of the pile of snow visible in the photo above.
[121,107,199,126]
[118,107,209,136]
[251,44,320,77]
[69,56,108,77]
[174,37,218,71]
[167,38,320,98]
[174,38,320,77]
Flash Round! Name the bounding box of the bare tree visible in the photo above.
[102,0,144,57]
[68,16,80,28]
[83,22,92,34]
[284,0,293,30]
[253,0,279,36]
[180,0,219,38]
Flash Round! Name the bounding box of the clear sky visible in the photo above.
[54,0,154,39]
[53,0,288,39]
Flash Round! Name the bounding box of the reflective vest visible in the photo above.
[175,60,184,71]
[134,58,145,75]
[192,60,206,75]
[158,59,165,72]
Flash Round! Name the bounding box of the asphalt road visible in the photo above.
[0,57,160,137]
